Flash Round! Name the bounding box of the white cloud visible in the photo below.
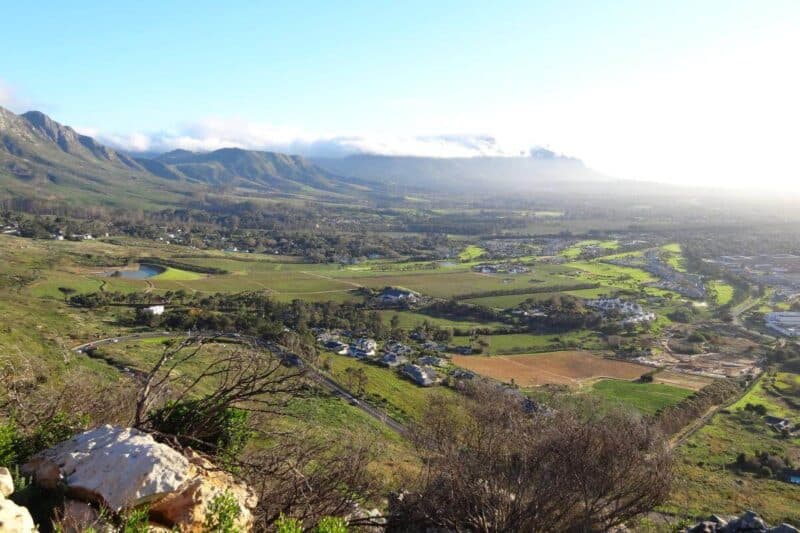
[95,117,539,159]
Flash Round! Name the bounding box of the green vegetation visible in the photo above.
[151,266,205,281]
[591,379,694,415]
[458,244,486,261]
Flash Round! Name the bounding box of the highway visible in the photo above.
[72,331,408,437]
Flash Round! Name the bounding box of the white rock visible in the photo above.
[0,467,13,498]
[25,425,191,512]
[0,495,36,533]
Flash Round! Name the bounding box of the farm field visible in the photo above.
[452,351,652,387]
[654,370,715,391]
[591,378,694,415]
[451,331,602,355]
[462,286,615,309]
[666,372,800,525]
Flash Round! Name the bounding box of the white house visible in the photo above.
[144,305,165,316]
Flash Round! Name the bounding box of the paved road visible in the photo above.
[72,331,408,436]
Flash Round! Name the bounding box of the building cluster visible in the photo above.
[472,263,530,275]
[316,330,448,387]
[375,287,420,305]
[585,298,656,325]
[764,312,800,337]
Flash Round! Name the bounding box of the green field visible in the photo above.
[458,244,486,261]
[709,280,735,306]
[662,243,687,272]
[462,286,615,309]
[591,378,694,415]
[452,330,601,354]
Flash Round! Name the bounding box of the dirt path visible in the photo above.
[300,270,364,288]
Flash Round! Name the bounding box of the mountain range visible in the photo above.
[0,105,607,210]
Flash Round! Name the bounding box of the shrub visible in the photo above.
[203,490,241,533]
[121,506,150,533]
[148,400,251,460]
[275,515,303,533]
[0,421,19,466]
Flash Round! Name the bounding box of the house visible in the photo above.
[347,347,373,359]
[377,287,419,304]
[323,340,349,355]
[401,364,440,387]
[379,353,408,368]
[354,338,377,356]
[384,340,415,357]
[418,355,449,367]
[144,305,165,316]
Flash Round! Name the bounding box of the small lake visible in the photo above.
[110,264,165,279]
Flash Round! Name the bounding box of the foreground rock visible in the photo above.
[0,467,36,533]
[684,511,799,533]
[23,425,256,531]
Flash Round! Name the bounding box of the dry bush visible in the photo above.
[390,383,673,532]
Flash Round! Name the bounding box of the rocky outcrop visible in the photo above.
[684,511,799,533]
[22,425,256,532]
[0,467,36,533]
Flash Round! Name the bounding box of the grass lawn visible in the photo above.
[325,354,454,422]
[451,330,601,354]
[591,378,694,415]
[462,286,616,309]
[560,240,619,259]
[151,266,205,281]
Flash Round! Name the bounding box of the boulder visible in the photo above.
[23,425,256,532]
[0,468,13,498]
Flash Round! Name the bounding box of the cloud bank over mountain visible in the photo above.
[85,117,550,159]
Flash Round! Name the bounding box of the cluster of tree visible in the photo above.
[421,299,508,325]
[734,451,794,480]
[656,379,743,435]
[766,343,800,373]
[522,294,603,332]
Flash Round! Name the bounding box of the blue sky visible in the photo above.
[2,1,799,187]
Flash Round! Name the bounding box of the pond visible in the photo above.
[110,263,165,279]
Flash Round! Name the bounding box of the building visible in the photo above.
[401,364,440,386]
[377,287,419,304]
[144,305,165,316]
[354,338,377,356]
[765,312,800,337]
[379,353,408,368]
[418,355,449,367]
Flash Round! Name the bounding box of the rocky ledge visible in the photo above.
[684,511,799,533]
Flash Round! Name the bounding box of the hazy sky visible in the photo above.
[1,0,798,188]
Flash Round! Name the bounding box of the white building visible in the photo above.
[145,305,165,316]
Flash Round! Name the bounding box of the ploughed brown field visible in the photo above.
[452,350,651,387]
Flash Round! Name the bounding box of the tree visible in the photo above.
[57,286,76,303]
[390,384,673,532]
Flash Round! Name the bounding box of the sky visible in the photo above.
[1,0,799,189]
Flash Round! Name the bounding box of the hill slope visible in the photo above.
[313,150,608,193]
[0,106,373,209]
